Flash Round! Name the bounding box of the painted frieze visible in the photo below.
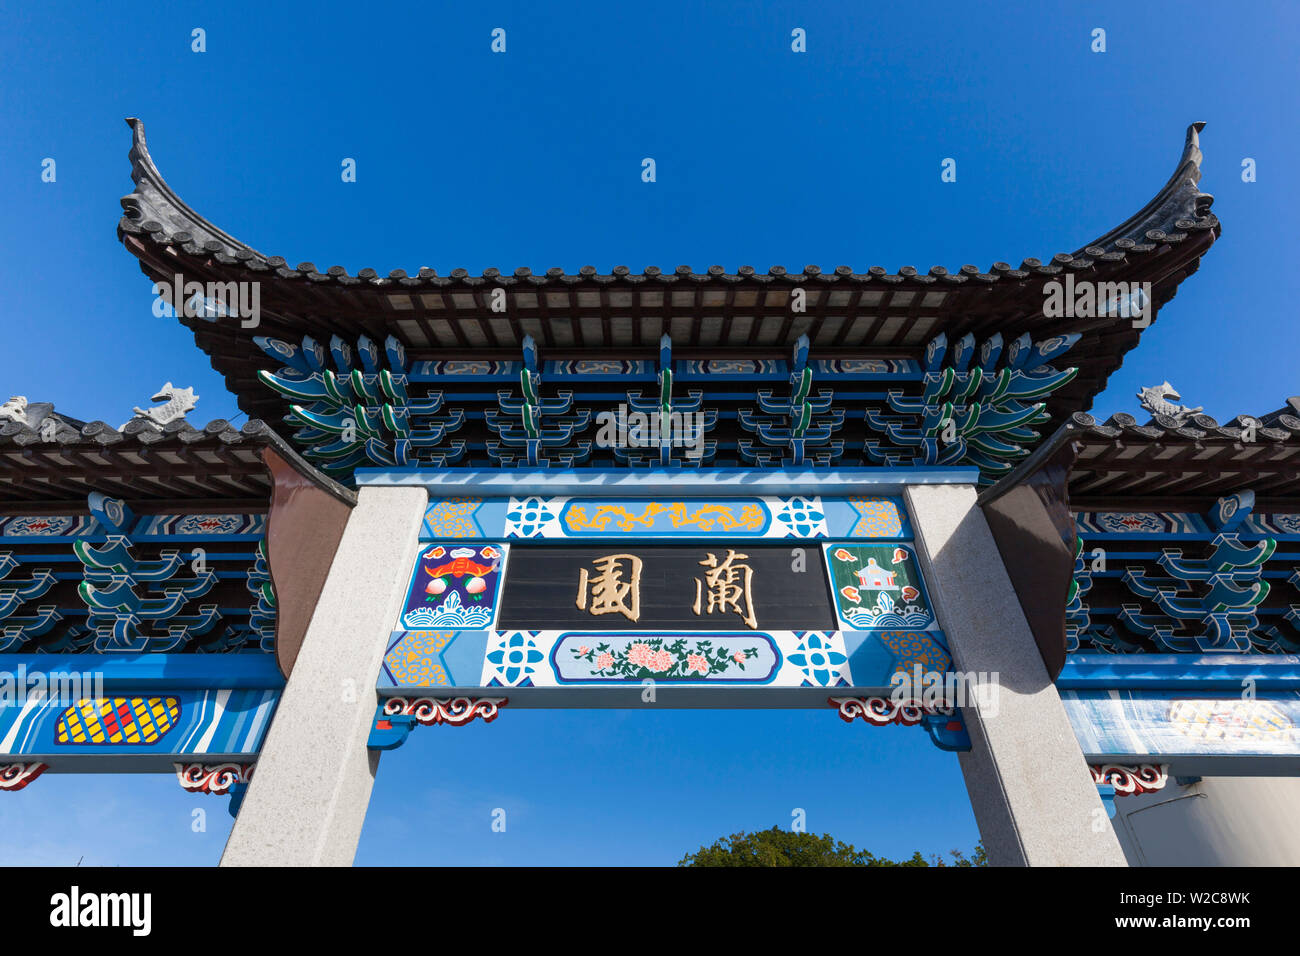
[1063,690,1300,762]
[560,633,778,683]
[420,495,910,541]
[399,543,506,629]
[822,542,937,630]
[0,687,279,765]
[388,493,949,701]
[380,627,951,693]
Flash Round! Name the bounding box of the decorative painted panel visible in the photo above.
[389,489,948,704]
[422,498,488,538]
[135,514,266,537]
[556,633,780,683]
[1076,511,1206,536]
[56,697,181,745]
[1245,513,1300,537]
[559,500,775,537]
[1063,690,1300,760]
[1077,509,1300,541]
[822,543,938,630]
[811,358,920,377]
[679,359,784,379]
[420,495,910,541]
[412,356,925,383]
[0,688,279,763]
[0,515,96,538]
[380,628,951,694]
[398,543,506,629]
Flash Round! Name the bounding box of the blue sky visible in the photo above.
[1,0,1296,864]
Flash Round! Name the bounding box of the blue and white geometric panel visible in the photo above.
[423,495,911,540]
[382,628,952,694]
[503,496,566,538]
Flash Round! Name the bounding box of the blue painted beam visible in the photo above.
[1080,533,1300,543]
[1059,653,1300,691]
[0,653,284,689]
[355,465,983,496]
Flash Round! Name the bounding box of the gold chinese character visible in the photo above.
[576,553,643,622]
[693,550,757,629]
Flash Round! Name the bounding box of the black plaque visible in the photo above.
[496,545,836,631]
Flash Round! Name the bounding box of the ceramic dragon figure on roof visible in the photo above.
[0,396,31,426]
[124,383,199,429]
[0,396,60,430]
[1137,382,1203,426]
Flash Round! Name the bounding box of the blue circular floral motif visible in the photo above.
[775,496,825,537]
[486,632,544,685]
[506,496,556,537]
[787,632,847,687]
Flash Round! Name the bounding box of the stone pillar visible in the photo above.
[221,485,427,867]
[904,483,1125,866]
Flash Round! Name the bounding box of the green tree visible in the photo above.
[677,826,985,867]
[941,844,988,867]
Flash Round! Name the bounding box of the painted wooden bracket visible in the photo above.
[828,696,971,752]
[922,711,972,752]
[1089,763,1170,796]
[0,762,47,791]
[1096,782,1117,818]
[368,712,417,751]
[367,696,508,751]
[175,762,256,818]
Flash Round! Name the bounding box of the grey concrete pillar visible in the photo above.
[221,485,428,867]
[904,483,1126,866]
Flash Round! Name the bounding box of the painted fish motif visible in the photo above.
[901,585,920,603]
[833,548,856,562]
[840,585,862,604]
[426,556,494,578]
[892,547,908,565]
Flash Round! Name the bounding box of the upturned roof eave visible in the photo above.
[117,118,1219,292]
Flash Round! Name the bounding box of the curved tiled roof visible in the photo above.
[0,414,261,448]
[1063,397,1300,503]
[115,117,1224,446]
[0,414,351,507]
[980,397,1300,511]
[119,118,1218,289]
[1069,407,1300,444]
